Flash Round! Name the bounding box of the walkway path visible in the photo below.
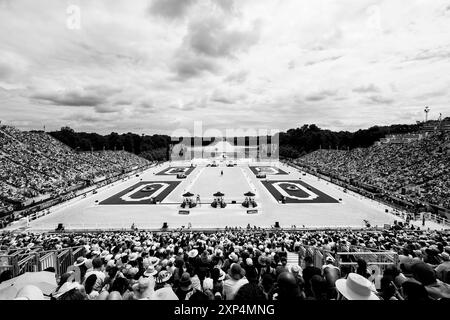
[409,220,449,231]
[286,251,299,265]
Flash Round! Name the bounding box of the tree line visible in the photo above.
[277,123,420,158]
[48,127,171,161]
[48,122,421,161]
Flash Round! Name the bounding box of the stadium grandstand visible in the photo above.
[0,123,449,301]
[376,133,424,145]
[294,130,450,216]
[0,228,449,300]
[0,124,153,222]
[420,119,450,134]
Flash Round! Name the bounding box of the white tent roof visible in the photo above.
[188,140,255,152]
[203,140,239,152]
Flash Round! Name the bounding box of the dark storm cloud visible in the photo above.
[0,51,28,81]
[30,84,123,109]
[304,55,342,66]
[95,105,122,114]
[61,112,106,123]
[305,90,337,102]
[224,70,248,84]
[405,48,450,62]
[171,13,260,79]
[133,100,157,114]
[31,90,106,107]
[172,50,219,79]
[352,84,380,93]
[113,98,134,106]
[148,0,197,19]
[211,89,246,105]
[0,63,13,79]
[366,95,394,104]
[212,0,235,12]
[414,89,447,100]
[185,17,261,58]
[288,60,295,70]
[139,101,155,109]
[212,96,234,104]
[180,96,209,111]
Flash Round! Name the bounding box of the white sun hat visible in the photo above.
[335,273,379,300]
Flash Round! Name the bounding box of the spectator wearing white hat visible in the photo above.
[53,282,86,300]
[150,286,179,300]
[335,273,379,300]
[155,270,173,291]
[321,256,339,272]
[202,271,214,293]
[72,257,88,283]
[131,276,155,300]
[290,264,304,288]
[14,285,44,300]
[223,252,238,273]
[435,252,450,283]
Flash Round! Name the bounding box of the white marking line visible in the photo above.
[184,167,205,193]
[164,167,189,175]
[255,167,279,174]
[240,167,258,199]
[272,182,319,201]
[121,183,170,202]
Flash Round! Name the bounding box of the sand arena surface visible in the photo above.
[24,161,399,231]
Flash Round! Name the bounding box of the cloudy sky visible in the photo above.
[1,0,450,135]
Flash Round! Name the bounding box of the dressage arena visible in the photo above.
[249,166,288,175]
[23,161,403,231]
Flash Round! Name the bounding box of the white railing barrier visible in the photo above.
[425,212,450,227]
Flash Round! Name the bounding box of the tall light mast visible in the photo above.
[424,106,430,123]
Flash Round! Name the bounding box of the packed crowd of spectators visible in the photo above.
[0,125,150,212]
[0,199,13,214]
[296,132,450,209]
[1,228,449,300]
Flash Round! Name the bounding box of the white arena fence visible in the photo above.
[0,245,85,278]
[425,212,450,228]
[294,244,398,272]
[334,251,399,274]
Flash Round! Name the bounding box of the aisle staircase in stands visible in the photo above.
[286,251,299,265]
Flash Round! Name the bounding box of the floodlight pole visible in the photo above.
[424,106,430,123]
